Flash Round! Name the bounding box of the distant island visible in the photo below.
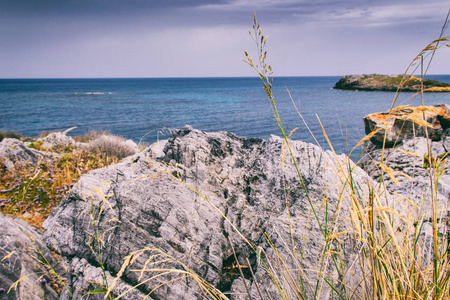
[333,74,450,92]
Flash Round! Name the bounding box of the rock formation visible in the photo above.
[37,129,79,151]
[0,138,58,171]
[334,74,450,92]
[363,104,450,147]
[4,123,447,299]
[360,135,450,267]
[43,125,373,299]
[0,130,140,172]
[361,136,450,207]
[360,103,450,265]
[0,213,62,300]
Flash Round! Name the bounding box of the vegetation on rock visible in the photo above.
[334,74,450,92]
[0,131,138,228]
[1,11,450,300]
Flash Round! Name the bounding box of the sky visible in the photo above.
[0,0,449,78]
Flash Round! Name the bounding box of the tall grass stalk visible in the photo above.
[114,13,450,299]
[21,12,449,300]
[29,236,77,300]
[243,11,450,300]
[244,13,356,299]
[86,191,114,299]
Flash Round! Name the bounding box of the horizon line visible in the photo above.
[1,73,450,80]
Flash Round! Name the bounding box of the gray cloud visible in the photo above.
[1,0,447,29]
[210,0,449,27]
[0,0,231,17]
[0,0,448,78]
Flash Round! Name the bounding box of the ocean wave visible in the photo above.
[74,92,113,95]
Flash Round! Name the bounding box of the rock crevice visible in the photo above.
[41,125,371,299]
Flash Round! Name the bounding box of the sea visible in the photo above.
[1,76,450,160]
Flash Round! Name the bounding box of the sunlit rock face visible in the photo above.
[363,104,450,147]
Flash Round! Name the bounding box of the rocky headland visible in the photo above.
[1,111,450,299]
[334,74,450,92]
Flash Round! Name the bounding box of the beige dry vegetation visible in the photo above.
[3,11,450,300]
[0,131,138,227]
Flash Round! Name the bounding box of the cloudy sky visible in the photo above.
[0,0,449,78]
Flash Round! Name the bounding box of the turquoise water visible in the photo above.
[1,76,450,158]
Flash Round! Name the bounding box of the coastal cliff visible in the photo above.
[334,74,450,92]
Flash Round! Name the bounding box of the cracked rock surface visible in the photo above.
[0,213,61,300]
[0,138,58,170]
[44,126,373,299]
[361,137,450,211]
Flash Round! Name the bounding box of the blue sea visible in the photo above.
[1,76,450,159]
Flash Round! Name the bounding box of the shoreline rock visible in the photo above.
[334,74,450,92]
[2,124,449,299]
[363,103,450,147]
[0,138,59,170]
[0,212,63,300]
[43,125,372,299]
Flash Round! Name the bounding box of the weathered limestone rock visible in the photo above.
[37,131,79,150]
[0,138,58,170]
[44,126,374,299]
[58,258,145,300]
[334,74,450,92]
[363,104,450,147]
[361,137,450,209]
[360,135,450,268]
[0,213,61,300]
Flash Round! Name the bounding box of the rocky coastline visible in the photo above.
[334,74,450,92]
[1,107,450,299]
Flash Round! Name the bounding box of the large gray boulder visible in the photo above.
[0,213,62,300]
[360,136,450,268]
[43,126,374,299]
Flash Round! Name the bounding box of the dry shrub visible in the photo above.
[86,134,139,163]
[73,130,109,143]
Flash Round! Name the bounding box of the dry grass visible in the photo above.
[0,133,136,228]
[3,12,450,300]
[86,134,138,163]
[72,130,110,143]
[98,12,450,299]
[240,12,450,300]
